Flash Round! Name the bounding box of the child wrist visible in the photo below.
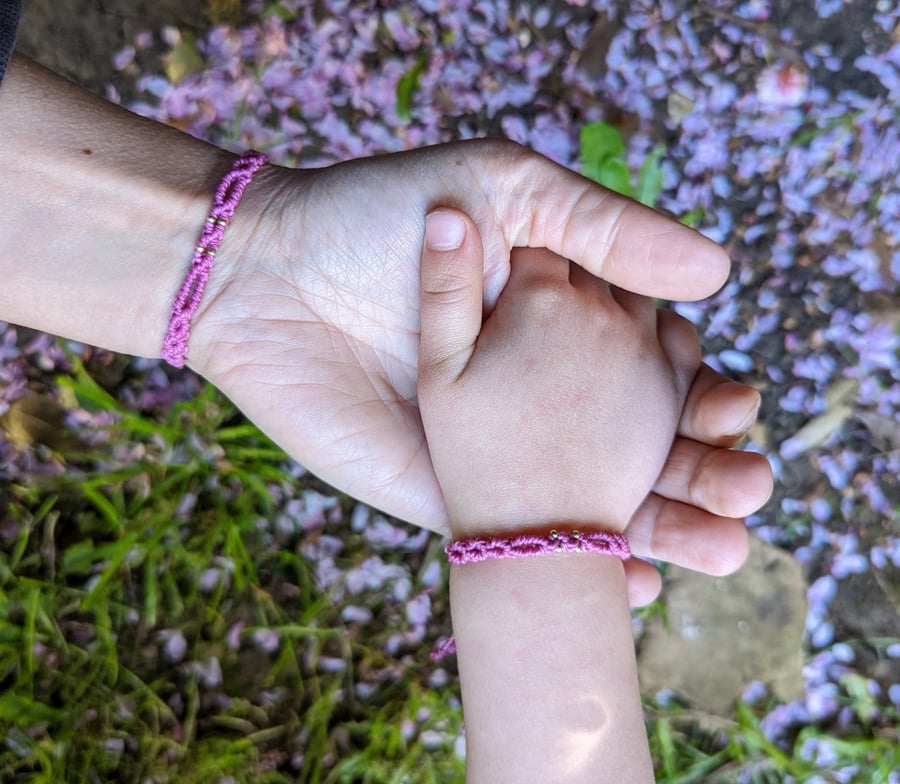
[430,525,631,660]
[447,515,628,541]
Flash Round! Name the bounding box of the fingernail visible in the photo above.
[425,210,466,251]
[727,390,762,436]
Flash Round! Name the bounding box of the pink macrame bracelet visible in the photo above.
[161,150,269,368]
[446,528,631,564]
[431,529,631,660]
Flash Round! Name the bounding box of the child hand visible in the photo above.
[419,213,702,539]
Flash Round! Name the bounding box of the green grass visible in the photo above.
[645,695,900,783]
[2,356,897,782]
[0,357,464,783]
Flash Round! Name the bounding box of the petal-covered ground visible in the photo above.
[2,0,899,781]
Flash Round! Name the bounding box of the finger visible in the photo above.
[656,308,702,397]
[608,285,657,321]
[506,246,573,288]
[623,558,663,607]
[678,364,763,447]
[419,209,485,381]
[512,155,730,300]
[625,494,751,577]
[567,258,618,307]
[566,259,604,290]
[653,437,774,519]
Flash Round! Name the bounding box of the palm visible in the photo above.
[194,152,473,529]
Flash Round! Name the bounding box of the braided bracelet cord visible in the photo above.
[161,150,269,368]
[431,529,630,660]
[445,528,630,564]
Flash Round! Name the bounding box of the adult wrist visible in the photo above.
[0,55,251,359]
[160,151,270,368]
[181,161,295,375]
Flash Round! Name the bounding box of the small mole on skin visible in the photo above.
[82,148,93,155]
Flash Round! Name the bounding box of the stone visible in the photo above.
[637,536,807,717]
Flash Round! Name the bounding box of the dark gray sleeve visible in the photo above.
[0,0,22,85]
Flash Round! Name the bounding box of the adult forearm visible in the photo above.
[450,553,654,784]
[0,54,241,358]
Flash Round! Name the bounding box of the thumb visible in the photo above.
[419,208,485,381]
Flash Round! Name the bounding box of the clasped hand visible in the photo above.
[185,139,773,603]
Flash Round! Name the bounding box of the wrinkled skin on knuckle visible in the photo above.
[466,136,533,166]
[421,265,475,302]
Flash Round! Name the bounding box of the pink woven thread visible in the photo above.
[431,529,630,659]
[445,528,630,564]
[161,150,269,368]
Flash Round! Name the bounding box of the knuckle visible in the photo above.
[464,137,538,177]
[470,136,529,160]
[422,266,474,299]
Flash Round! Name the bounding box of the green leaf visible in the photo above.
[61,540,100,576]
[654,717,678,779]
[0,621,24,645]
[680,206,705,228]
[596,158,633,197]
[396,53,428,121]
[579,122,633,196]
[163,34,205,85]
[840,672,879,725]
[143,551,160,628]
[0,692,64,724]
[580,121,625,167]
[263,2,295,21]
[636,146,665,207]
[83,485,122,528]
[56,361,123,416]
[579,158,600,186]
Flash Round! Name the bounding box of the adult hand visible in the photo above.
[187,147,772,600]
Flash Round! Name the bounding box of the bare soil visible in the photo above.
[16,0,207,93]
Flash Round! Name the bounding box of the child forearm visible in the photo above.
[450,552,654,784]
